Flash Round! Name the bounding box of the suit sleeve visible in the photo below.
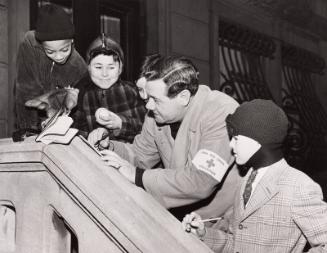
[112,116,162,169]
[292,179,327,252]
[142,101,236,208]
[202,206,235,252]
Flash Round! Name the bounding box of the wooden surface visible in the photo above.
[0,136,212,252]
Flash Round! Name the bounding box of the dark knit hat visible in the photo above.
[226,99,289,145]
[86,34,124,65]
[35,4,74,41]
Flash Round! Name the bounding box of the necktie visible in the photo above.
[243,169,258,207]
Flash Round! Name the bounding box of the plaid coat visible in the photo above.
[203,159,327,253]
[72,75,146,143]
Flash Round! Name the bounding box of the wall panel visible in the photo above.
[190,58,210,85]
[171,0,209,23]
[0,120,6,138]
[0,3,8,138]
[171,13,209,62]
[0,64,8,116]
[0,5,8,62]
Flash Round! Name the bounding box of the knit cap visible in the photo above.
[226,99,289,146]
[86,34,124,65]
[35,4,74,41]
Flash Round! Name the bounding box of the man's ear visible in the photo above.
[178,89,191,106]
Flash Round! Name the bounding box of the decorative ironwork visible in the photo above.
[282,44,325,74]
[281,43,327,173]
[218,20,275,103]
[218,20,327,181]
[219,20,276,59]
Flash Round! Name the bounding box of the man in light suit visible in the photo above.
[87,55,242,220]
[183,99,327,252]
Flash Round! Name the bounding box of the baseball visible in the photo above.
[96,107,111,121]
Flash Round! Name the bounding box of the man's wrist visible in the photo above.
[135,167,145,189]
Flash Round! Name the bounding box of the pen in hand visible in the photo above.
[184,215,222,235]
[199,217,222,223]
[94,132,110,151]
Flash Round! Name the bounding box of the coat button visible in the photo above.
[239,224,243,230]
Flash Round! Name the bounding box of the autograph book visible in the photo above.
[35,108,78,145]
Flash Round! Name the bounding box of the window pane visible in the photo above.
[100,15,121,44]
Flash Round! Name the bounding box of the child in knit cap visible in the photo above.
[72,34,146,143]
[182,99,327,253]
[15,3,87,132]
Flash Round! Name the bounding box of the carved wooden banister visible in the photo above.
[0,137,212,253]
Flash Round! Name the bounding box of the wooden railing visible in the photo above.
[0,137,212,253]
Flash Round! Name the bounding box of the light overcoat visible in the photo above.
[114,85,242,218]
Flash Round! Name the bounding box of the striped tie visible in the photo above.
[243,169,258,207]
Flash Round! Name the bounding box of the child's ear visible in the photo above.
[119,63,123,75]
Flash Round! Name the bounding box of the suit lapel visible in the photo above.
[169,86,208,169]
[234,182,245,222]
[157,125,174,166]
[239,160,288,221]
[241,178,278,220]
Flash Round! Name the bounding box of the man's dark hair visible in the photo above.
[139,53,162,78]
[143,56,199,98]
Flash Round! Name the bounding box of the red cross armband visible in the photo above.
[192,149,229,182]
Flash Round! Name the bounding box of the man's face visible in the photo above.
[229,135,261,165]
[145,79,186,124]
[42,39,73,64]
[89,54,121,89]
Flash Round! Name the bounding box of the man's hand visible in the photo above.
[88,127,110,149]
[95,108,122,130]
[182,212,206,239]
[100,150,136,183]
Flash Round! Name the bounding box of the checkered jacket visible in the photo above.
[72,75,146,143]
[203,159,327,253]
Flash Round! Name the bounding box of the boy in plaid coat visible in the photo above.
[72,35,146,143]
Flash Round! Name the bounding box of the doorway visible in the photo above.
[30,0,145,81]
